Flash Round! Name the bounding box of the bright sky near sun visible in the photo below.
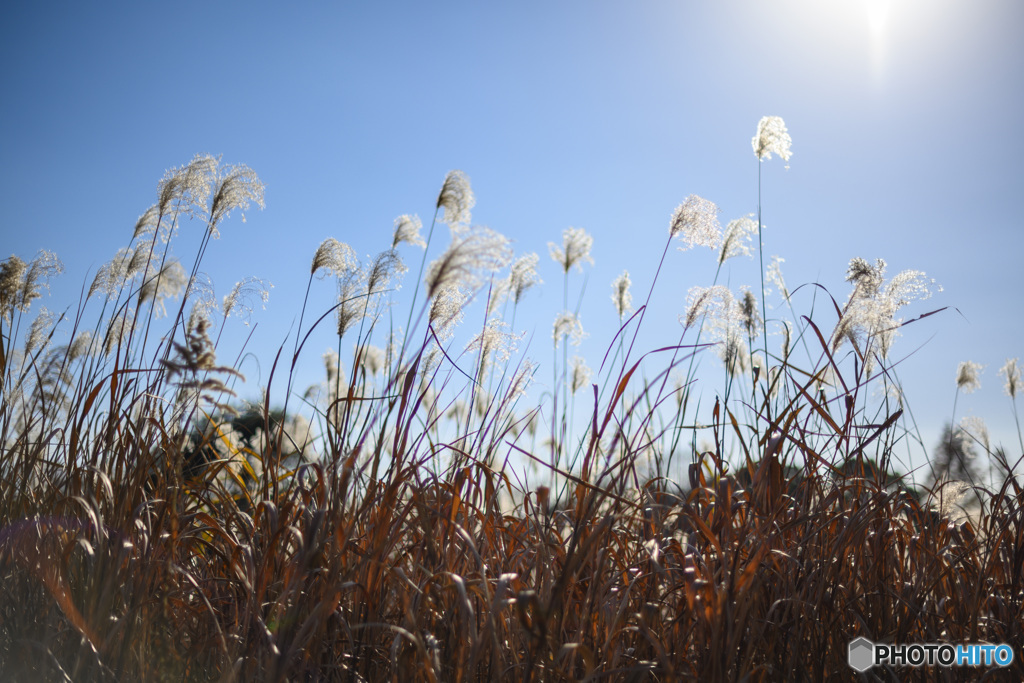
[2,1,1022,479]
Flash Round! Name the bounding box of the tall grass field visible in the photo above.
[1,119,1022,681]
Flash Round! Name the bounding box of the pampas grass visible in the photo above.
[1,125,1022,682]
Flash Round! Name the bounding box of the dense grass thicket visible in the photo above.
[2,121,1023,681]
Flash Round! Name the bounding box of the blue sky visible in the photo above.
[2,1,1022,477]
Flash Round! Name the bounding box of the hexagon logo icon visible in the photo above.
[848,637,875,672]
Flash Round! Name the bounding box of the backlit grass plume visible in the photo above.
[548,226,594,274]
[611,270,633,320]
[752,115,793,164]
[436,169,475,228]
[669,195,721,251]
[956,360,984,394]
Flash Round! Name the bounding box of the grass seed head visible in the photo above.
[0,255,27,319]
[425,226,512,298]
[24,306,55,355]
[436,170,475,228]
[999,358,1020,399]
[752,115,793,164]
[429,284,467,343]
[611,270,633,319]
[209,163,265,235]
[553,311,586,348]
[718,216,757,265]
[549,226,594,274]
[570,355,592,394]
[222,277,272,324]
[509,252,542,305]
[311,238,358,278]
[670,195,721,251]
[138,261,187,318]
[157,153,217,217]
[956,360,983,394]
[392,214,426,249]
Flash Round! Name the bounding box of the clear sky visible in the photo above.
[2,1,1022,478]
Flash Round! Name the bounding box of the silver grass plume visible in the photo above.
[718,216,757,265]
[392,214,426,249]
[465,319,519,379]
[323,349,340,387]
[548,227,594,274]
[885,268,939,309]
[103,311,135,355]
[508,358,537,402]
[611,270,633,319]
[832,258,936,369]
[310,239,365,338]
[682,285,747,373]
[10,250,64,315]
[928,479,972,521]
[960,416,990,454]
[321,350,342,393]
[846,258,886,301]
[281,413,313,459]
[311,238,358,278]
[956,361,983,394]
[752,116,793,165]
[767,256,790,302]
[336,266,366,338]
[682,285,732,331]
[128,240,157,279]
[508,252,542,305]
[89,247,134,299]
[722,334,749,378]
[223,277,272,324]
[421,346,442,379]
[24,307,55,355]
[322,349,344,424]
[157,154,217,218]
[186,273,218,324]
[132,205,161,239]
[359,345,385,376]
[25,250,64,300]
[740,289,761,337]
[669,196,721,251]
[0,255,27,320]
[570,356,592,394]
[425,226,512,298]
[367,249,407,296]
[428,285,467,343]
[437,170,475,228]
[1000,358,1020,399]
[139,260,187,318]
[552,311,586,348]
[69,331,94,361]
[209,163,265,237]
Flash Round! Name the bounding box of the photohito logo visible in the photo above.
[848,637,1015,672]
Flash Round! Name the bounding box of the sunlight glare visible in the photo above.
[865,0,892,84]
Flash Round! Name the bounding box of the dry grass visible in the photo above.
[1,153,1022,682]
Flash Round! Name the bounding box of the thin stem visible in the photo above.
[756,160,772,427]
[401,208,440,356]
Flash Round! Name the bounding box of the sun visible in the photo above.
[865,0,893,83]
